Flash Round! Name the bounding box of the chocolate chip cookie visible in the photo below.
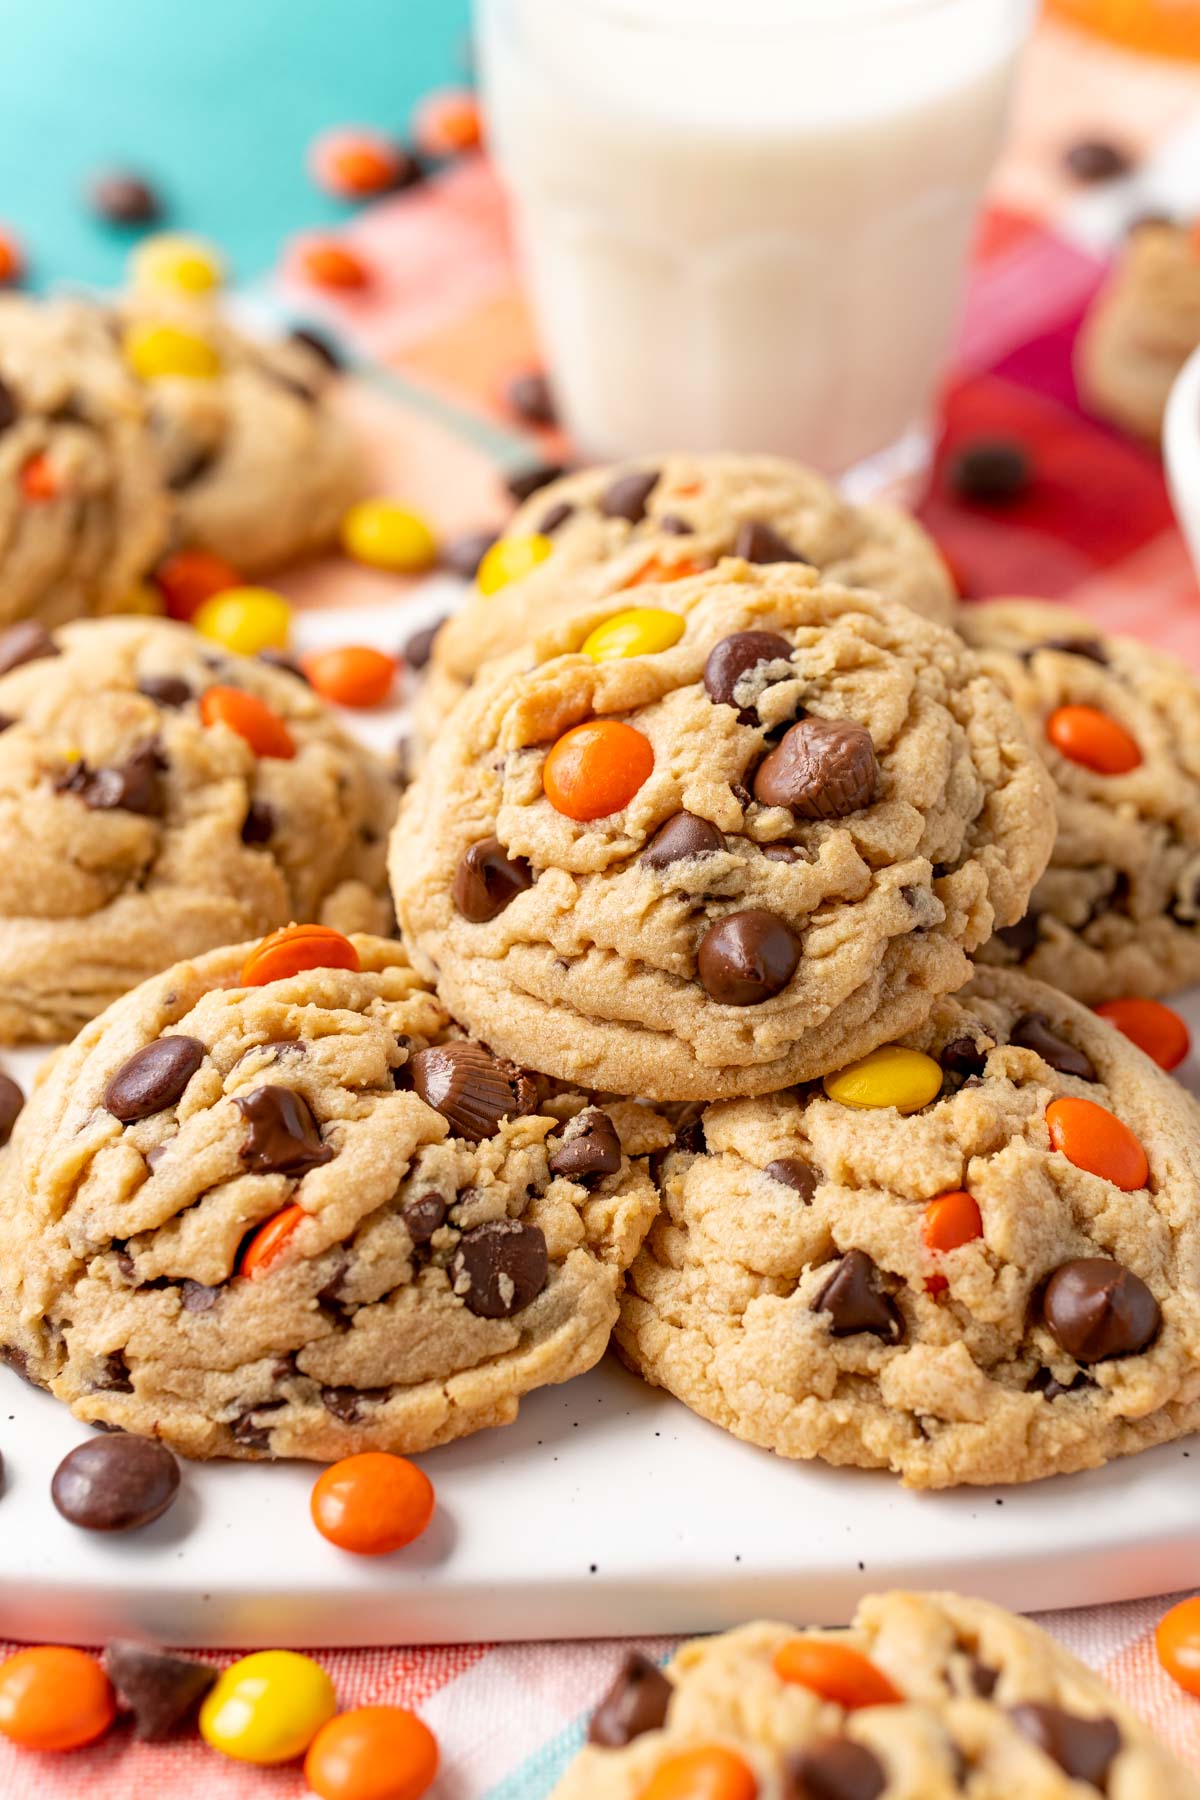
[0,616,396,1042]
[415,453,956,744]
[618,966,1200,1488]
[392,563,1054,1102]
[554,1593,1200,1798]
[1076,219,1200,442]
[0,933,664,1458]
[960,598,1200,1002]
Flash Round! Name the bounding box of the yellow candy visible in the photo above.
[193,586,291,655]
[581,607,685,662]
[199,1650,336,1766]
[823,1046,943,1114]
[124,321,221,382]
[476,533,552,596]
[131,232,224,296]
[341,500,437,573]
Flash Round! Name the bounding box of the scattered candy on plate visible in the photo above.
[153,547,244,622]
[311,1452,436,1556]
[193,585,292,656]
[341,499,438,572]
[301,644,396,707]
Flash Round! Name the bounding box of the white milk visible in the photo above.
[477,0,1032,490]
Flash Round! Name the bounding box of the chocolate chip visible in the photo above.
[753,717,877,819]
[1037,635,1108,665]
[0,379,17,434]
[453,837,534,922]
[786,1739,885,1800]
[95,1350,134,1392]
[812,1249,904,1342]
[0,1070,23,1146]
[507,370,556,426]
[103,1641,214,1740]
[1010,1703,1120,1786]
[734,520,810,565]
[452,1219,548,1318]
[104,1036,205,1123]
[289,325,343,370]
[1028,1365,1092,1401]
[657,514,693,535]
[240,799,275,845]
[970,1657,999,1698]
[321,1385,387,1423]
[948,440,1031,504]
[697,909,801,1006]
[257,649,310,683]
[163,442,216,491]
[88,170,162,224]
[402,617,447,670]
[1041,1258,1159,1363]
[51,1436,180,1532]
[229,1402,284,1451]
[56,742,166,816]
[703,630,793,713]
[137,674,191,707]
[587,1651,672,1747]
[996,911,1040,957]
[410,1041,536,1141]
[0,621,60,676]
[939,1035,987,1079]
[641,810,724,869]
[507,462,569,504]
[0,713,14,733]
[549,1108,622,1184]
[180,1280,220,1313]
[402,1193,448,1245]
[762,843,803,863]
[234,1086,333,1176]
[1063,138,1132,182]
[537,501,575,535]
[765,1157,817,1200]
[600,469,658,524]
[1010,1012,1096,1081]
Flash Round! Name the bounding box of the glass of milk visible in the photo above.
[476,0,1034,496]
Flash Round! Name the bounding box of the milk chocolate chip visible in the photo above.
[600,468,658,524]
[453,837,533,922]
[105,1036,205,1122]
[0,1070,23,1145]
[588,1652,672,1747]
[786,1739,886,1800]
[103,1641,215,1740]
[641,810,724,868]
[137,674,191,707]
[812,1249,904,1342]
[703,630,793,713]
[410,1042,536,1140]
[0,621,59,676]
[1010,1703,1120,1787]
[754,717,877,818]
[765,1157,817,1201]
[1010,1013,1096,1081]
[234,1085,333,1176]
[452,1219,548,1318]
[56,743,166,816]
[697,909,801,1005]
[1041,1257,1159,1362]
[733,520,809,565]
[549,1108,622,1184]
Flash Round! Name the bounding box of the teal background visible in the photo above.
[0,0,471,292]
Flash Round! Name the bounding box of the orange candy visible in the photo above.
[772,1639,901,1710]
[297,239,372,291]
[0,1646,115,1751]
[311,1452,435,1556]
[638,1745,758,1800]
[153,547,243,622]
[0,229,23,286]
[622,556,710,590]
[1045,1095,1149,1191]
[240,1203,307,1279]
[301,645,396,709]
[19,453,58,502]
[1094,997,1190,1072]
[1045,704,1141,775]
[311,130,405,199]
[200,685,296,759]
[305,1705,439,1800]
[413,89,482,158]
[543,720,654,821]
[921,1189,983,1295]
[1156,1597,1200,1697]
[241,923,360,987]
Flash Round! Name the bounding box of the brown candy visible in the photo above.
[137,674,191,707]
[234,1085,333,1177]
[56,743,166,817]
[1041,1257,1159,1363]
[600,468,658,524]
[641,810,724,869]
[104,1036,205,1123]
[1009,1703,1120,1787]
[703,629,793,714]
[733,520,809,565]
[1010,1013,1096,1082]
[697,909,801,1006]
[587,1651,672,1747]
[452,1218,548,1318]
[1063,138,1132,182]
[785,1739,886,1800]
[51,1435,180,1532]
[453,836,534,922]
[0,1070,23,1146]
[103,1641,215,1740]
[753,717,877,819]
[89,171,162,224]
[549,1108,622,1184]
[410,1041,536,1141]
[0,621,60,676]
[764,1157,817,1201]
[812,1249,904,1342]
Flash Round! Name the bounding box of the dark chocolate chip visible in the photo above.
[1037,634,1108,665]
[641,810,724,869]
[948,440,1032,504]
[180,1280,220,1313]
[257,649,310,684]
[453,836,534,922]
[657,514,693,535]
[1041,1258,1159,1363]
[0,1070,23,1146]
[1028,1365,1092,1401]
[674,1116,707,1155]
[137,674,191,707]
[56,742,166,817]
[734,520,810,565]
[969,1657,999,1698]
[289,325,343,370]
[402,617,447,670]
[1010,1703,1120,1786]
[507,462,569,504]
[537,501,574,535]
[549,1108,622,1185]
[600,469,659,524]
[316,1257,350,1308]
[762,843,804,863]
[1010,1012,1096,1081]
[785,1738,886,1800]
[587,1651,672,1747]
[452,1218,548,1318]
[234,1085,333,1177]
[0,621,60,676]
[697,909,801,1006]
[320,1385,388,1423]
[88,170,162,224]
[0,378,17,434]
[939,1034,988,1080]
[1063,138,1132,182]
[703,630,794,712]
[103,1641,215,1740]
[753,717,877,819]
[996,911,1040,957]
[507,370,556,426]
[51,1435,180,1532]
[229,1402,284,1451]
[442,530,500,580]
[95,1350,134,1392]
[410,1041,536,1141]
[104,1036,205,1123]
[765,1157,817,1201]
[812,1249,904,1342]
[402,1193,448,1245]
[240,799,276,845]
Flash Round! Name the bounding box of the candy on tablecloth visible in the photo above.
[199,1650,336,1765]
[193,586,291,656]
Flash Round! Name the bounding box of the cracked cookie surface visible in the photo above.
[393,564,1055,1101]
[0,934,664,1459]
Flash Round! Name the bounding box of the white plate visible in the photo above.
[1,587,1198,1648]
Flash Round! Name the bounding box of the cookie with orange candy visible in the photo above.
[553,1591,1200,1798]
[0,927,666,1458]
[960,598,1200,1005]
[617,967,1200,1489]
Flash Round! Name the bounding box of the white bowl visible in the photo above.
[1165,342,1200,583]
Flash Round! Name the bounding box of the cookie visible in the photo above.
[0,295,170,627]
[0,616,396,1042]
[960,598,1200,1002]
[618,966,1200,1489]
[1076,220,1200,442]
[0,933,665,1459]
[416,454,956,743]
[392,563,1055,1102]
[554,1592,1200,1798]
